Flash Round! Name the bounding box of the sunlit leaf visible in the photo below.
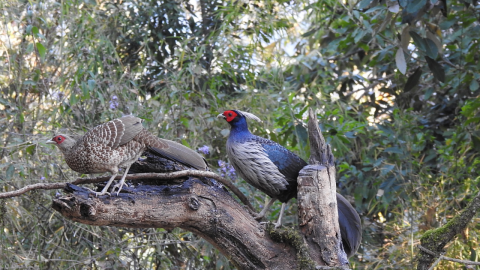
[395,48,407,74]
[36,42,46,58]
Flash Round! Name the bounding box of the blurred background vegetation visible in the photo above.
[1,0,479,268]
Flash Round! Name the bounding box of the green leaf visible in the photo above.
[404,67,422,92]
[359,0,373,9]
[384,147,403,154]
[69,93,77,105]
[401,26,411,50]
[180,117,189,128]
[425,56,445,82]
[380,164,395,176]
[302,28,317,37]
[425,38,438,59]
[470,79,479,91]
[26,144,36,155]
[295,124,308,148]
[395,48,407,75]
[97,92,105,105]
[6,164,15,180]
[88,80,96,91]
[424,87,434,100]
[32,26,39,36]
[36,42,46,58]
[406,0,426,13]
[409,31,426,52]
[472,136,480,151]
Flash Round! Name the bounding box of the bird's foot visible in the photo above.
[86,187,111,197]
[258,221,282,229]
[111,182,128,196]
[253,213,266,220]
[273,221,282,229]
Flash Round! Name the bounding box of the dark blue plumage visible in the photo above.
[218,109,362,257]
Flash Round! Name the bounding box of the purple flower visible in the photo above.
[198,145,210,155]
[40,176,45,180]
[217,160,236,180]
[109,95,119,110]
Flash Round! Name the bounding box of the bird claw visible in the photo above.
[258,221,282,229]
[254,215,264,221]
[86,187,111,197]
[94,191,111,197]
[111,183,128,196]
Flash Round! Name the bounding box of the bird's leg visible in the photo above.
[93,173,117,196]
[254,198,276,220]
[273,203,286,229]
[112,164,131,196]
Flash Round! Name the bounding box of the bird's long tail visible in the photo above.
[337,193,362,257]
[139,130,208,171]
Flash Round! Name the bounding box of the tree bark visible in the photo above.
[416,190,480,270]
[297,108,348,266]
[52,180,298,270]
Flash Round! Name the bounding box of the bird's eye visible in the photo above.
[228,113,232,116]
[57,137,61,141]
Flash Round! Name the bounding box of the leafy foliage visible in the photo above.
[1,0,479,268]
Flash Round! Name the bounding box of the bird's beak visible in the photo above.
[46,139,56,144]
[217,113,226,119]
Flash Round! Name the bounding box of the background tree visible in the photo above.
[1,0,479,268]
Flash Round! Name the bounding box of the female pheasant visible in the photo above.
[47,115,207,196]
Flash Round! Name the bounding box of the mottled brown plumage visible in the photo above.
[47,115,207,195]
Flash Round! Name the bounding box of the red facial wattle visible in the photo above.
[52,135,65,144]
[224,110,237,122]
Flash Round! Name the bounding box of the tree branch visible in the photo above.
[52,180,300,270]
[416,190,480,269]
[0,170,255,212]
[297,108,349,266]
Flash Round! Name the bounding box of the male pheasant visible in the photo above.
[47,115,207,196]
[218,109,361,257]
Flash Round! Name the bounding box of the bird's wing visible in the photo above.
[144,134,207,170]
[227,136,290,195]
[337,193,362,257]
[82,115,144,148]
[117,115,144,146]
[258,138,308,183]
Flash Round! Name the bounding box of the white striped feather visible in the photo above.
[226,137,288,197]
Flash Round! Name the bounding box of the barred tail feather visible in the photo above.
[143,132,207,170]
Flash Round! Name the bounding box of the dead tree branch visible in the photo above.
[52,180,300,270]
[0,170,254,212]
[297,108,349,266]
